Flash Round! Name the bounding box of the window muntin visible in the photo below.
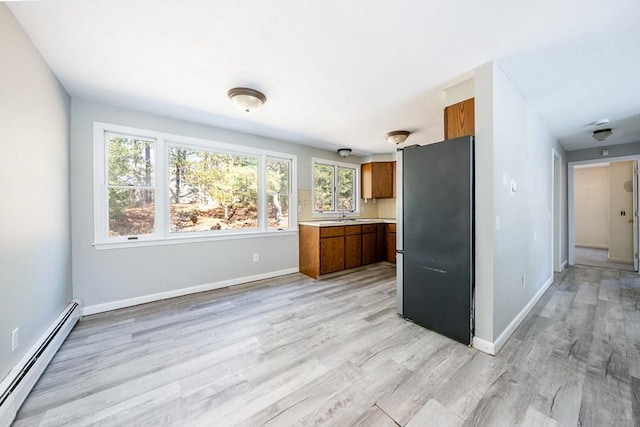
[106,133,155,237]
[313,159,359,214]
[94,123,296,246]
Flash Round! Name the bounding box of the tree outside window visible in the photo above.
[313,160,358,214]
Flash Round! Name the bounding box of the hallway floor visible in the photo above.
[575,246,635,272]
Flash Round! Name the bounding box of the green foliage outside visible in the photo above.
[107,135,154,232]
[314,163,355,212]
[170,148,258,226]
[107,135,293,235]
[267,158,290,227]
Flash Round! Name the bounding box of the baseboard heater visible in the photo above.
[0,299,82,427]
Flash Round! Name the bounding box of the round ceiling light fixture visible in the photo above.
[385,130,411,145]
[592,128,613,142]
[227,87,267,112]
[337,148,352,157]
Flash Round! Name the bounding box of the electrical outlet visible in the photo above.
[533,232,537,242]
[521,275,526,289]
[253,253,259,262]
[11,328,19,352]
[496,215,500,231]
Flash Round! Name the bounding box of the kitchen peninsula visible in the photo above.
[298,219,396,279]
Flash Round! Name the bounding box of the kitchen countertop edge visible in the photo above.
[298,219,397,227]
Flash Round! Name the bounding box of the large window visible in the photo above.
[168,146,259,232]
[94,123,296,247]
[313,159,359,214]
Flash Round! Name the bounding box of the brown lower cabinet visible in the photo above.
[300,222,396,279]
[386,223,396,263]
[345,234,362,269]
[376,224,385,261]
[362,224,377,265]
[320,236,344,275]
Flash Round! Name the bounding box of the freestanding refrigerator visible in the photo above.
[396,136,474,345]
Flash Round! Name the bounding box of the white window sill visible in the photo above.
[93,229,298,250]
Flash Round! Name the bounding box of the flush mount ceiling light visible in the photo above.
[385,130,411,145]
[593,128,613,142]
[337,148,352,157]
[227,87,266,112]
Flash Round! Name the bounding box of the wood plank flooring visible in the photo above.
[575,246,635,272]
[12,264,640,426]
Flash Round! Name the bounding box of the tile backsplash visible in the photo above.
[297,189,395,222]
[376,198,397,219]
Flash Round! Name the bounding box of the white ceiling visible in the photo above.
[7,1,640,154]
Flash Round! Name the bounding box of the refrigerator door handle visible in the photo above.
[396,249,405,254]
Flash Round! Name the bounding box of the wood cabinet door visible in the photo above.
[361,162,395,199]
[345,234,362,269]
[362,232,377,265]
[320,236,344,275]
[371,162,394,198]
[376,224,386,261]
[444,98,474,140]
[386,230,396,263]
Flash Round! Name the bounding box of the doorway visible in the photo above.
[568,155,639,272]
[552,149,562,272]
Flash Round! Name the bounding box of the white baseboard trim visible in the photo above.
[472,337,495,355]
[472,275,554,357]
[0,299,82,427]
[561,260,568,270]
[575,243,609,249]
[608,257,633,264]
[83,268,299,315]
[494,275,554,354]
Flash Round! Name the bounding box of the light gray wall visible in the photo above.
[566,141,640,162]
[0,4,72,381]
[473,61,568,345]
[561,154,569,265]
[70,99,356,308]
[490,62,567,339]
[473,62,495,343]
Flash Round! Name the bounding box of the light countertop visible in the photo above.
[298,218,396,227]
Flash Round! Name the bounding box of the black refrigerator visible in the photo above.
[396,136,474,345]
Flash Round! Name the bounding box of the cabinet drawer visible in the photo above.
[320,226,345,238]
[362,224,377,234]
[386,223,396,232]
[345,225,362,235]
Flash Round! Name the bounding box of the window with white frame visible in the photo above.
[105,132,156,237]
[312,159,359,214]
[94,123,296,246]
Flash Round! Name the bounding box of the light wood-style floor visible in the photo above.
[13,264,640,426]
[575,246,636,272]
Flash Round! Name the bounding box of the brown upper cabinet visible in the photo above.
[361,161,395,199]
[444,97,475,140]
